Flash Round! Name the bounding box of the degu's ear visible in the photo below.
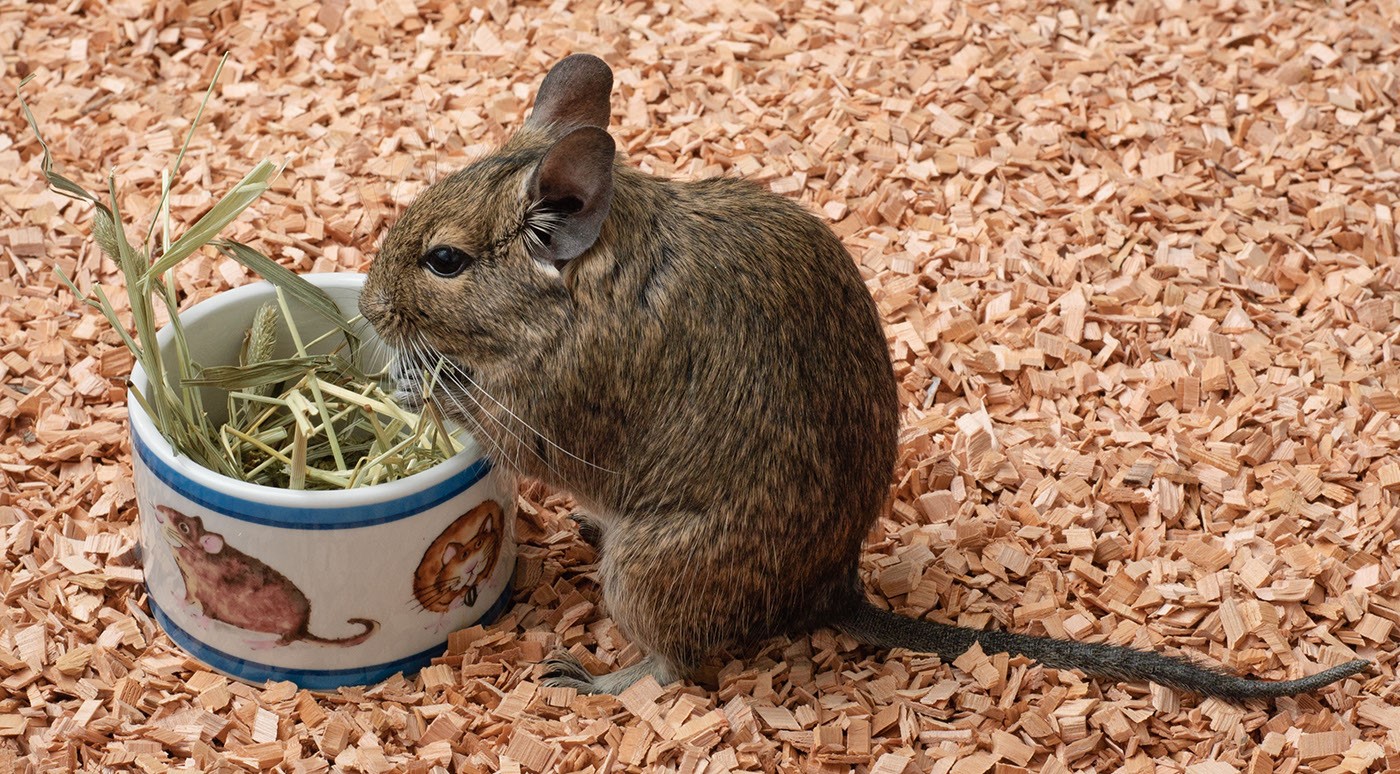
[525,53,614,132]
[525,126,616,267]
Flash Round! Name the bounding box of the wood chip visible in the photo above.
[503,730,555,773]
[4,1,1395,771]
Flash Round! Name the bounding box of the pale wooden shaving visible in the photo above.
[4,0,1398,770]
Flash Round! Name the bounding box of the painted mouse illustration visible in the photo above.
[155,505,378,648]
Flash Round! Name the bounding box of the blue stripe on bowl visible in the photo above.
[149,575,516,691]
[133,431,493,530]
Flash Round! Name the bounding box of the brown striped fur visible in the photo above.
[359,55,1367,702]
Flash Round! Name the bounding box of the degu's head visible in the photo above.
[360,54,618,372]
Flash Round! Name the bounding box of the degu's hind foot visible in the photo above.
[539,651,677,695]
[567,513,604,550]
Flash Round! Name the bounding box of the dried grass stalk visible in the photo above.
[18,56,461,491]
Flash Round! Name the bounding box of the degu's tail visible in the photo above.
[300,618,379,647]
[836,600,1368,703]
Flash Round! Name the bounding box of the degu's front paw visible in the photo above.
[389,355,427,412]
[539,651,598,692]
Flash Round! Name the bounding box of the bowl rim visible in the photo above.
[128,272,492,520]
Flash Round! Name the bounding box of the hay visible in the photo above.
[2,0,1398,771]
[19,66,459,492]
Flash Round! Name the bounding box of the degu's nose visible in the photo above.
[357,282,391,327]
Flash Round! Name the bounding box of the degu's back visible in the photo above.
[562,161,904,640]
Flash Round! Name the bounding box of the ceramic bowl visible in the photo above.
[128,273,515,690]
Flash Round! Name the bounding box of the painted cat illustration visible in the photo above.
[412,500,505,613]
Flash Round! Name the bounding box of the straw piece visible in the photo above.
[20,67,445,493]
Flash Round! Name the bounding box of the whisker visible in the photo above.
[414,576,466,598]
[417,578,469,594]
[406,335,624,515]
[437,353,618,475]
[415,342,527,479]
[434,383,527,478]
[411,335,542,476]
[420,590,460,609]
[429,351,582,487]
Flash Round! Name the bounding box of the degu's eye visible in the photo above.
[420,246,472,278]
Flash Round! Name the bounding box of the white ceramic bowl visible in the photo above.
[129,273,515,690]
